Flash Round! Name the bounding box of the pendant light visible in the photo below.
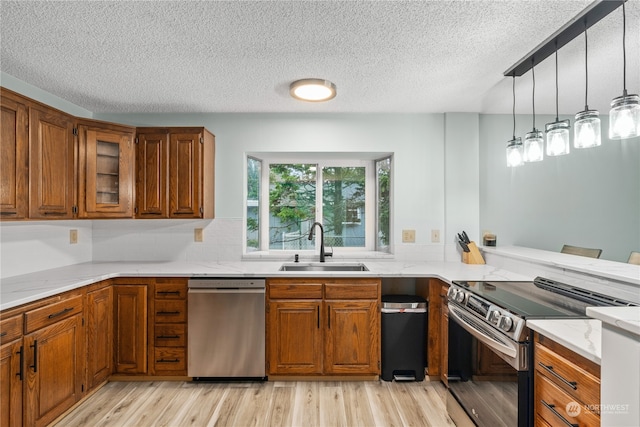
[523,62,543,162]
[574,24,601,148]
[506,75,524,167]
[545,45,570,156]
[609,2,640,139]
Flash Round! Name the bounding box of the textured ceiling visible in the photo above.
[1,0,639,115]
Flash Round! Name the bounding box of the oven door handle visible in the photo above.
[448,304,518,359]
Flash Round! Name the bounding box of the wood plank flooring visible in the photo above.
[55,380,455,427]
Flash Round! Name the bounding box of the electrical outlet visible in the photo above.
[70,229,78,244]
[431,229,440,243]
[402,229,415,243]
[194,228,204,242]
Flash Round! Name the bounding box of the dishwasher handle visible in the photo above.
[188,288,265,294]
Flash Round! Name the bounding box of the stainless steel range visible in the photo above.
[445,276,636,427]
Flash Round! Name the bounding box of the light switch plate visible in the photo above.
[431,229,440,243]
[194,228,204,242]
[402,229,416,243]
[70,229,78,244]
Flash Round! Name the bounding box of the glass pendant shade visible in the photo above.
[523,130,544,162]
[545,120,571,156]
[574,110,601,148]
[609,94,640,139]
[506,137,524,167]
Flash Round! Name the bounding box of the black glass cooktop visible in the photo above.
[452,280,590,318]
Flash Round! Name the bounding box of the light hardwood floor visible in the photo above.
[55,379,455,427]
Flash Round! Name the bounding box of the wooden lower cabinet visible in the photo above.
[1,339,23,427]
[24,313,84,427]
[324,300,379,374]
[266,278,380,377]
[86,283,113,390]
[268,300,323,374]
[439,282,449,385]
[113,282,148,374]
[534,333,601,427]
[150,278,188,376]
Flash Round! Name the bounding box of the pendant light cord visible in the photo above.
[512,75,516,138]
[623,2,627,95]
[584,24,589,110]
[532,60,536,130]
[554,42,559,121]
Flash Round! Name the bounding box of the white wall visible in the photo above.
[479,114,640,262]
[444,113,480,261]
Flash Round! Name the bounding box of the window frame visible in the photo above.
[244,153,392,255]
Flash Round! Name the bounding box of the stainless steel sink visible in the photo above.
[279,262,369,272]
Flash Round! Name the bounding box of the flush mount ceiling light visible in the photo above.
[290,79,337,102]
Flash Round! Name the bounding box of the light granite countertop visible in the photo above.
[527,319,602,364]
[0,260,533,311]
[586,306,640,337]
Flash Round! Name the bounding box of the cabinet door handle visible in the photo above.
[156,335,180,339]
[17,346,24,381]
[538,362,577,389]
[157,291,181,295]
[0,332,7,338]
[30,340,38,373]
[541,400,579,427]
[317,306,320,329]
[157,311,181,316]
[43,212,67,216]
[156,359,180,363]
[48,307,74,319]
[328,305,331,329]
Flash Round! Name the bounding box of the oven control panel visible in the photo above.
[447,285,527,341]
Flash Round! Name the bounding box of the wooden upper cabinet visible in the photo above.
[0,89,29,220]
[29,105,76,219]
[77,120,135,218]
[136,132,169,218]
[136,127,215,219]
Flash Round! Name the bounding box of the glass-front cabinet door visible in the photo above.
[78,122,135,218]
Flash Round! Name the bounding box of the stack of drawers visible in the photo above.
[534,333,601,427]
[151,278,188,376]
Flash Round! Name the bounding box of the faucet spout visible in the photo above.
[308,222,329,262]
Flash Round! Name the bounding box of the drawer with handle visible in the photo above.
[155,282,187,299]
[535,341,600,408]
[536,373,600,427]
[24,295,83,333]
[154,324,186,347]
[155,300,187,323]
[154,347,186,371]
[0,315,23,344]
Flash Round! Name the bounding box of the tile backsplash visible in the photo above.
[0,221,93,278]
[92,218,244,262]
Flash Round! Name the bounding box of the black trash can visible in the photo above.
[381,294,427,381]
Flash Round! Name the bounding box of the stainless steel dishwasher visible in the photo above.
[187,278,266,380]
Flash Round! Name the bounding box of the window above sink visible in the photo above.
[245,153,392,257]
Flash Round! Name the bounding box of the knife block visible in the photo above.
[462,241,485,265]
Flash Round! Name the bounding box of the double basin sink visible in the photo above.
[279,262,369,272]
